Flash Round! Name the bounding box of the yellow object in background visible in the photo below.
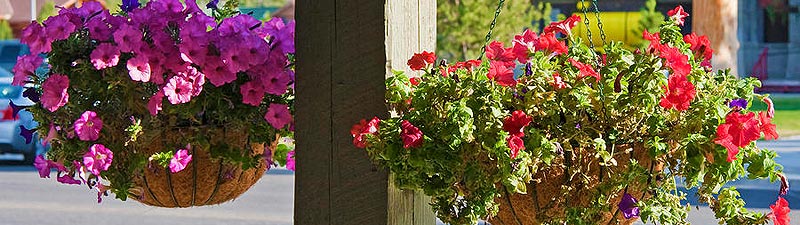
[573,12,644,49]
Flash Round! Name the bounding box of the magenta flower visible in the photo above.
[41,74,70,112]
[260,69,292,96]
[264,103,292,129]
[83,144,113,176]
[203,59,237,86]
[34,155,52,178]
[20,22,51,54]
[286,150,295,171]
[114,25,142,53]
[42,123,58,146]
[90,43,121,70]
[43,14,77,42]
[618,193,640,219]
[12,54,43,86]
[95,183,109,203]
[147,92,164,116]
[169,148,193,173]
[163,75,194,104]
[240,81,265,106]
[74,111,103,141]
[127,55,151,82]
[57,174,82,185]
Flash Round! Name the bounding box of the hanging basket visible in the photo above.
[131,127,273,207]
[489,144,659,225]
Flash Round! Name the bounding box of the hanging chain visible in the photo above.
[478,0,506,60]
[579,0,595,50]
[591,0,608,46]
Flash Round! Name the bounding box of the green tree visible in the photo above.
[37,0,57,22]
[0,20,12,40]
[437,0,551,61]
[630,0,663,49]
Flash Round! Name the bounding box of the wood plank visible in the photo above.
[294,0,334,224]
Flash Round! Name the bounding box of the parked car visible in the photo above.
[0,67,41,163]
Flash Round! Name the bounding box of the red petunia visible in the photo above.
[714,112,761,162]
[568,58,601,82]
[543,14,581,37]
[684,33,713,62]
[642,30,663,54]
[667,5,690,26]
[503,110,532,137]
[770,197,791,225]
[659,75,696,111]
[445,59,482,77]
[512,29,538,63]
[551,72,568,90]
[487,60,517,87]
[409,77,421,86]
[400,120,423,149]
[407,51,436,71]
[659,46,692,77]
[507,135,525,159]
[536,32,568,56]
[486,41,516,68]
[759,111,779,140]
[351,117,381,148]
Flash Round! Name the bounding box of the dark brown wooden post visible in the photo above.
[295,1,436,224]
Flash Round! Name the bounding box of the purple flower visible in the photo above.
[126,55,151,82]
[34,155,52,178]
[12,54,43,86]
[83,144,113,176]
[20,22,51,54]
[260,69,291,96]
[264,103,292,129]
[57,174,82,185]
[43,14,77,42]
[19,125,34,144]
[23,88,40,103]
[286,150,295,171]
[9,100,28,118]
[206,0,219,9]
[169,148,193,173]
[74,111,103,141]
[163,75,194,104]
[120,0,140,12]
[729,98,748,110]
[114,25,142,53]
[618,193,640,219]
[240,81,265,106]
[90,43,121,70]
[203,60,237,86]
[41,74,69,112]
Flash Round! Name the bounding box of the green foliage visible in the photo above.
[360,12,785,225]
[437,0,551,61]
[630,0,664,49]
[0,20,12,40]
[37,1,58,22]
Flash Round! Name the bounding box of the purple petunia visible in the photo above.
[618,193,640,219]
[74,111,103,141]
[729,98,748,109]
[90,43,121,70]
[264,103,292,129]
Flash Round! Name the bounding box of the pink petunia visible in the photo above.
[286,150,295,171]
[90,43,121,70]
[260,69,292,96]
[57,174,82,185]
[43,14,77,42]
[169,148,193,173]
[203,59,237,86]
[147,91,164,116]
[264,103,292,129]
[20,22,51,54]
[34,155,52,178]
[163,75,194,104]
[83,144,113,176]
[41,74,70,112]
[240,81,266,106]
[42,123,58,146]
[127,55,151,82]
[74,111,103,141]
[113,24,142,53]
[12,54,43,86]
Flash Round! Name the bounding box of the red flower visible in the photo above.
[409,77,421,86]
[507,135,525,159]
[684,33,713,62]
[667,5,689,26]
[400,120,423,149]
[351,117,381,148]
[659,46,692,77]
[551,72,568,90]
[714,112,761,162]
[770,197,791,225]
[759,111,779,140]
[544,14,581,37]
[568,58,601,82]
[486,41,516,68]
[503,110,532,137]
[512,29,538,63]
[659,75,696,111]
[642,30,663,53]
[536,32,568,56]
[407,51,436,71]
[764,97,775,118]
[487,60,517,87]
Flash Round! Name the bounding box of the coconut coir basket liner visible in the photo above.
[490,143,659,225]
[131,127,271,207]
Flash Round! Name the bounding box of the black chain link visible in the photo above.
[591,0,608,46]
[478,0,506,60]
[579,0,595,50]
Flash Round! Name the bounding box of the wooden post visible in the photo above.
[693,0,739,73]
[295,1,436,224]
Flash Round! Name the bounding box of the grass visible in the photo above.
[750,94,800,138]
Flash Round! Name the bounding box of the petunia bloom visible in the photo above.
[41,74,70,112]
[90,43,121,70]
[714,112,761,162]
[57,174,82,185]
[618,193,640,219]
[400,120,423,149]
[535,32,568,56]
[569,58,601,82]
[486,41,516,68]
[34,155,52,178]
[764,97,775,118]
[759,112,779,140]
[74,111,103,141]
[512,29,538,63]
[543,14,581,37]
[684,33,713,62]
[264,103,292,129]
[659,46,692,77]
[286,150,295,171]
[407,51,436,71]
[487,60,516,87]
[83,144,114,176]
[503,110,532,137]
[507,135,525,159]
[551,72,568,90]
[20,125,34,144]
[351,117,381,148]
[667,5,689,26]
[770,197,791,225]
[12,54,43,86]
[659,75,696,111]
[728,98,748,110]
[169,148,193,173]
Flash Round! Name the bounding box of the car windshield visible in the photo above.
[0,84,22,99]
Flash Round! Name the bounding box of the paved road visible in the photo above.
[2,139,799,225]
